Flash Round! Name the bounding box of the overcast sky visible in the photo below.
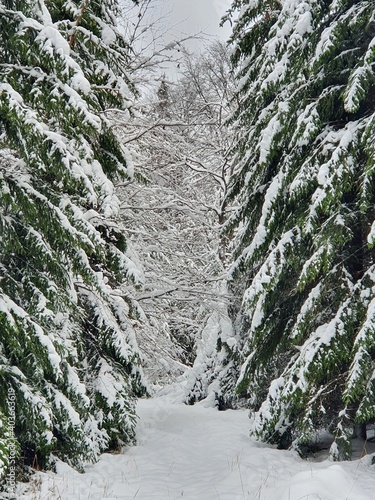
[140,0,233,51]
[126,0,233,83]
[158,0,232,42]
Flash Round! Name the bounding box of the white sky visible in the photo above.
[158,0,232,42]
[139,0,233,52]
[124,0,234,83]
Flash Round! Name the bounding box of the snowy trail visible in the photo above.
[17,394,375,500]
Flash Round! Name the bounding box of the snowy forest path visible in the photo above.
[18,393,375,499]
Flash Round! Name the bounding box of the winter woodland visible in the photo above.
[0,0,375,498]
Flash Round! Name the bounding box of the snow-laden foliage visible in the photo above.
[185,282,242,408]
[224,0,375,459]
[0,0,145,478]
[115,42,236,388]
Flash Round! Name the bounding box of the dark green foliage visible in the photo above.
[0,0,145,481]
[224,0,375,459]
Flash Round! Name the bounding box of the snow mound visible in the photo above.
[15,396,375,499]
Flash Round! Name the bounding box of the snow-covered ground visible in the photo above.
[16,390,375,500]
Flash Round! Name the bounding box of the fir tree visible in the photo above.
[156,75,171,119]
[0,0,145,480]
[224,0,375,459]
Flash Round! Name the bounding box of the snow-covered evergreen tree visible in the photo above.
[0,0,145,479]
[224,0,375,458]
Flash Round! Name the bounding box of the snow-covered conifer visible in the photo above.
[225,0,375,459]
[0,0,145,477]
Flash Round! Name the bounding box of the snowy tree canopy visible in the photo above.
[223,0,375,459]
[115,42,236,388]
[0,0,145,476]
[2,0,375,491]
